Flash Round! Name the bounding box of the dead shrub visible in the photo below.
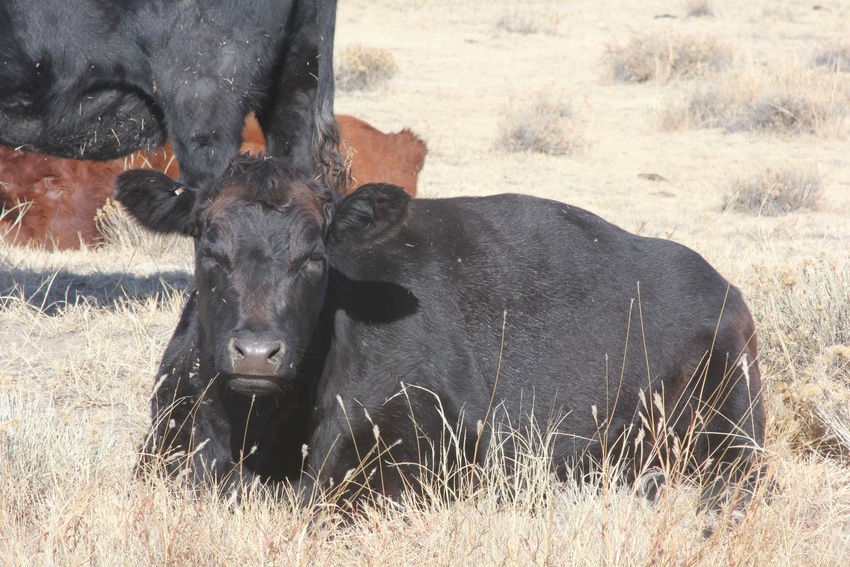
[726,93,836,134]
[658,68,850,137]
[722,167,822,216]
[335,44,398,91]
[495,8,562,35]
[606,33,731,83]
[496,93,584,156]
[813,42,850,72]
[685,0,714,18]
[748,259,850,458]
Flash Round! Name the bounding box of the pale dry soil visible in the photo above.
[1,0,849,564]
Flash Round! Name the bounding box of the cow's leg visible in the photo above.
[137,293,259,498]
[255,0,319,177]
[257,0,342,188]
[139,378,258,499]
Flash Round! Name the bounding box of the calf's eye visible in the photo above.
[200,247,222,267]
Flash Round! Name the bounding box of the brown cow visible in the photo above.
[336,116,426,196]
[1,115,426,249]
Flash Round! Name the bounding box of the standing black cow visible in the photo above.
[117,155,765,512]
[0,0,342,190]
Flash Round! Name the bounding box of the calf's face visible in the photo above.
[115,155,409,395]
[195,181,329,394]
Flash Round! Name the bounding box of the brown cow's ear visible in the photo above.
[328,183,410,245]
[114,169,201,237]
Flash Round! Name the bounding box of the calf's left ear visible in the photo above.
[114,169,201,237]
[329,183,410,244]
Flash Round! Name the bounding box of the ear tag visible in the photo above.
[174,187,185,196]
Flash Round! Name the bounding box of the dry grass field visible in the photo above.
[2,0,850,564]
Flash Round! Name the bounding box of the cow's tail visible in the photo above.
[314,0,350,197]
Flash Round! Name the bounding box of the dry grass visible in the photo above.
[335,44,399,91]
[95,199,190,257]
[605,33,732,83]
[747,258,850,459]
[1,329,850,565]
[722,166,823,216]
[496,91,585,156]
[685,0,715,18]
[813,41,850,73]
[495,8,562,36]
[658,66,850,137]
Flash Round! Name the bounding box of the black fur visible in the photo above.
[0,0,342,190]
[119,155,765,510]
[329,183,411,245]
[114,170,200,237]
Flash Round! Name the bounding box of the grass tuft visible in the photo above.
[606,33,731,83]
[496,91,585,156]
[658,67,850,137]
[495,8,562,35]
[722,166,823,216]
[685,0,714,18]
[812,41,850,73]
[95,199,190,257]
[335,44,399,91]
[747,259,850,459]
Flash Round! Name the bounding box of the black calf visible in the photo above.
[118,155,765,512]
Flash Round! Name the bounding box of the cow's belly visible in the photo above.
[0,87,166,159]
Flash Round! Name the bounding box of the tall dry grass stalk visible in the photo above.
[1,376,850,564]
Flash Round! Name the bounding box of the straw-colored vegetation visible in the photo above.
[2,0,850,563]
[657,66,850,137]
[813,41,850,73]
[495,8,563,36]
[496,91,585,156]
[605,33,732,83]
[722,166,823,216]
[335,44,398,91]
[747,258,850,457]
[685,0,715,18]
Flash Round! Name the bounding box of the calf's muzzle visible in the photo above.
[226,334,286,377]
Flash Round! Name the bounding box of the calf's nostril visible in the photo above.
[268,344,282,361]
[228,337,286,374]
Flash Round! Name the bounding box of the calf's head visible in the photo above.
[116,155,409,395]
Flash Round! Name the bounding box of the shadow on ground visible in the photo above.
[0,267,192,314]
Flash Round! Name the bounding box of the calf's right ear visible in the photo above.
[114,169,201,237]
